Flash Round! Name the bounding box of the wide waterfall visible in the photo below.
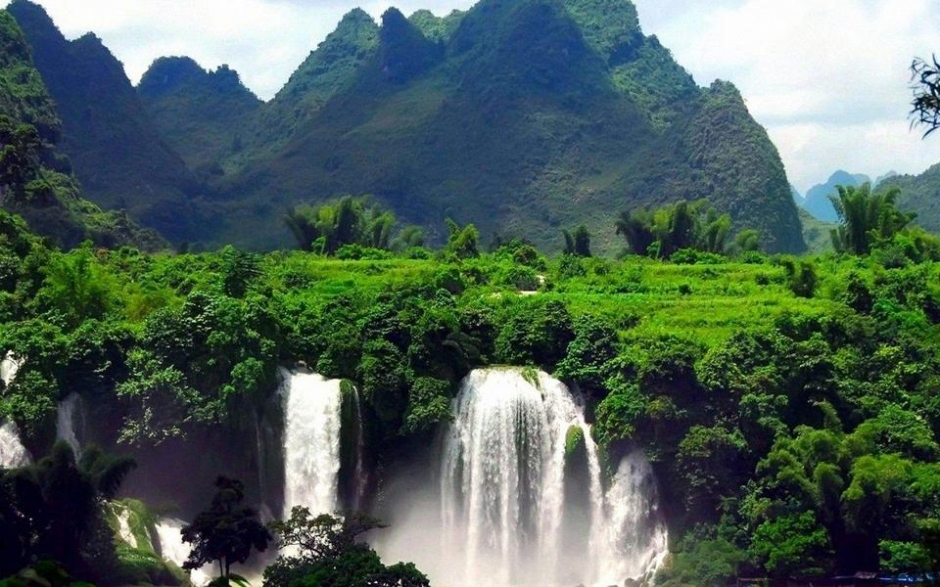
[56,393,85,459]
[280,367,344,517]
[378,368,666,587]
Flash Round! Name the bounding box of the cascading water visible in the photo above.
[155,518,211,586]
[0,351,20,387]
[0,420,31,468]
[0,353,31,469]
[435,368,666,587]
[56,393,85,459]
[280,367,343,517]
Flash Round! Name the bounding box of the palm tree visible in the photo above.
[615,209,656,255]
[829,183,913,255]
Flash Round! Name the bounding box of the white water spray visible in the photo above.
[0,351,20,387]
[56,393,84,459]
[0,420,31,468]
[155,518,211,587]
[280,367,343,517]
[386,368,668,587]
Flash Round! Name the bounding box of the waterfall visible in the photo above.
[346,384,368,513]
[0,420,31,468]
[155,518,211,587]
[0,352,21,387]
[0,353,31,469]
[280,367,343,518]
[56,393,85,459]
[115,506,138,548]
[438,368,667,587]
[598,451,669,585]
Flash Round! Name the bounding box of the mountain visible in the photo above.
[7,0,203,244]
[191,0,803,252]
[791,185,803,204]
[137,56,262,176]
[13,0,806,253]
[880,163,940,233]
[800,170,870,222]
[0,8,165,250]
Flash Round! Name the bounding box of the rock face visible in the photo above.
[12,0,807,253]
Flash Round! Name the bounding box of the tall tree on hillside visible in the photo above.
[562,225,592,257]
[615,209,656,255]
[829,183,913,255]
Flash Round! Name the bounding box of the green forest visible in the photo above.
[3,184,940,585]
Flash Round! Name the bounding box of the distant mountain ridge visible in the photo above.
[10,0,806,253]
[800,170,871,222]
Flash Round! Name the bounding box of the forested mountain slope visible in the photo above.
[11,0,805,254]
[7,0,202,244]
[0,8,165,250]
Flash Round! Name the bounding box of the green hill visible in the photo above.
[7,0,203,244]
[199,0,804,253]
[137,57,262,178]
[881,162,940,233]
[0,8,165,251]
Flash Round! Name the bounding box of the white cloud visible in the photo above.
[4,0,940,192]
[633,0,940,191]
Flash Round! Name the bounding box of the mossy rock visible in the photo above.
[565,425,586,458]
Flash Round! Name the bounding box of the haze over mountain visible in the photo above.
[799,170,871,223]
[9,0,806,253]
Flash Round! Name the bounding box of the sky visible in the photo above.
[2,0,940,193]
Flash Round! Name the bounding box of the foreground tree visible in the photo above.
[264,507,429,587]
[181,477,272,582]
[911,55,940,136]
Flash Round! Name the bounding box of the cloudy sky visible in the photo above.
[3,0,940,192]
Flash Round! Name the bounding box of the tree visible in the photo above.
[562,225,591,257]
[264,507,429,587]
[615,209,655,255]
[829,183,913,255]
[444,218,480,259]
[0,442,136,581]
[284,196,397,254]
[911,55,940,136]
[181,477,272,581]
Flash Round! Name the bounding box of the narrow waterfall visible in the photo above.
[0,351,20,387]
[439,368,667,587]
[0,420,31,468]
[598,451,669,584]
[0,353,31,469]
[280,367,343,518]
[56,393,85,459]
[341,383,368,514]
[155,518,211,586]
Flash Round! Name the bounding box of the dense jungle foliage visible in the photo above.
[1,176,940,584]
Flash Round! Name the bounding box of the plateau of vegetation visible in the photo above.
[0,181,939,585]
